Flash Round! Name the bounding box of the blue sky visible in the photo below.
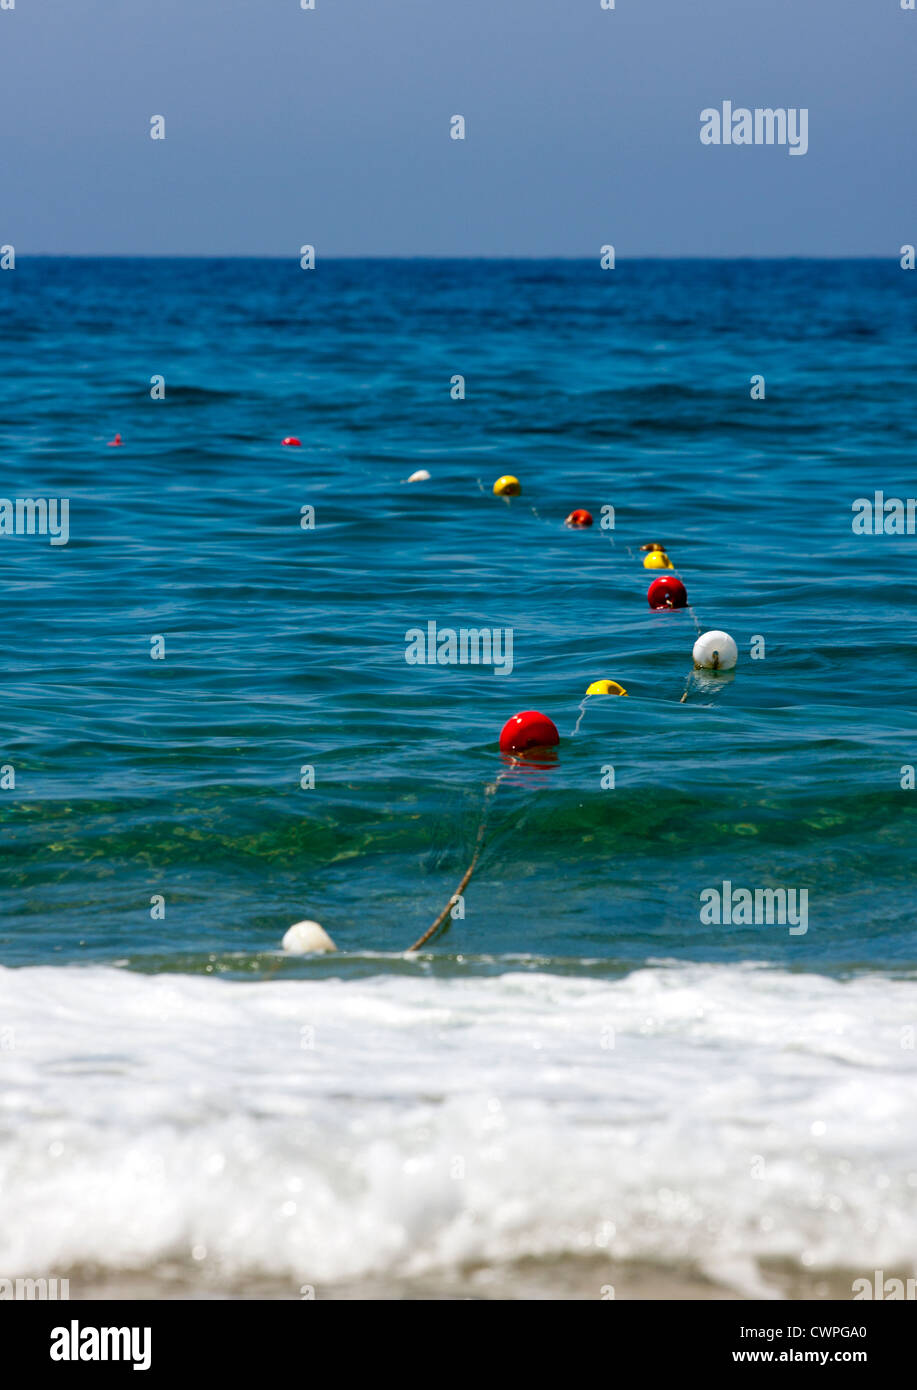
[0,0,913,255]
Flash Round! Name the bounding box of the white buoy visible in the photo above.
[692,630,738,671]
[405,469,431,483]
[281,920,336,954]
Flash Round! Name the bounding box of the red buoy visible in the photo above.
[499,710,560,755]
[565,509,593,528]
[282,436,302,447]
[107,433,123,447]
[647,576,687,609]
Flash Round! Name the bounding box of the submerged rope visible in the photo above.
[405,771,508,952]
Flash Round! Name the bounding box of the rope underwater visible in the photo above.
[404,708,561,951]
[404,770,507,952]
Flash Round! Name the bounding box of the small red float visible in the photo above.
[499,710,560,755]
[565,509,593,528]
[282,436,302,447]
[647,576,687,609]
[107,433,123,447]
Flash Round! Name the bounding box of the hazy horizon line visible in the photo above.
[6,252,901,262]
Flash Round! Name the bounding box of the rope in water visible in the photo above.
[402,498,728,952]
[405,771,508,952]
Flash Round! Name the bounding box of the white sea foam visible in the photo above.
[0,962,915,1296]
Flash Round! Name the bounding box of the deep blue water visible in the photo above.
[1,258,915,975]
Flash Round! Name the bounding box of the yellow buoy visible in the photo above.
[643,550,673,569]
[493,475,521,497]
[586,679,628,696]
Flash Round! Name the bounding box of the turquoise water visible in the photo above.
[2,259,916,1297]
[2,258,914,973]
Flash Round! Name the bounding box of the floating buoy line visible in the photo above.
[102,435,734,957]
[198,457,738,957]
